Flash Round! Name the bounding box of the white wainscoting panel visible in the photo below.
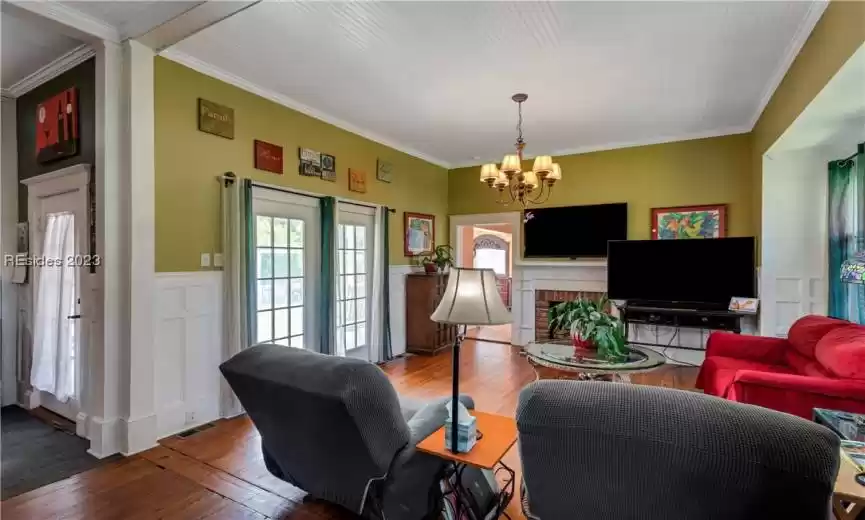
[154,272,222,438]
[389,265,414,357]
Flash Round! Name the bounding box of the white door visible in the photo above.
[252,190,320,350]
[337,204,374,356]
[30,191,85,422]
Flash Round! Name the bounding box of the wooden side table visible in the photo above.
[417,411,518,518]
[834,455,865,520]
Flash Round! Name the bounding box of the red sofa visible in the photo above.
[696,315,865,418]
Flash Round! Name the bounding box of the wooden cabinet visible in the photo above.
[405,273,458,355]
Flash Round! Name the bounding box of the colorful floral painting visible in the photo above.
[404,212,435,256]
[651,204,727,240]
[841,252,865,284]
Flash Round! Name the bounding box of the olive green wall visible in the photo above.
[750,0,865,240]
[154,57,449,272]
[449,133,754,252]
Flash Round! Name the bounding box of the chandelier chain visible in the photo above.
[516,100,523,144]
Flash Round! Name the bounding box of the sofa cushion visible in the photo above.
[784,349,832,378]
[815,326,865,380]
[787,315,851,359]
[699,356,795,397]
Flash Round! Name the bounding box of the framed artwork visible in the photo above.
[298,147,321,177]
[651,204,727,240]
[36,87,79,163]
[404,212,435,256]
[348,168,367,193]
[254,140,283,174]
[321,154,336,181]
[376,159,393,183]
[198,98,234,139]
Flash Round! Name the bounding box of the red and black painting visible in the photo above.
[36,87,79,163]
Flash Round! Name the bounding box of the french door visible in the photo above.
[252,190,320,351]
[336,204,374,355]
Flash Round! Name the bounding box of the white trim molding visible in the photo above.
[159,49,451,169]
[747,0,829,129]
[3,1,120,43]
[3,45,96,99]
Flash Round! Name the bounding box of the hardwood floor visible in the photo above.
[464,325,512,345]
[1,340,699,520]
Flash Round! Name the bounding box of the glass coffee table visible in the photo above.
[524,341,665,382]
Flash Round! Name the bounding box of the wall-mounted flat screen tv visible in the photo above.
[523,203,627,258]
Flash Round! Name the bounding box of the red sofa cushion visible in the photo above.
[787,315,850,359]
[815,326,865,380]
[699,356,794,397]
[784,349,831,378]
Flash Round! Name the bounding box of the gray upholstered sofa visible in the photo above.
[219,344,472,520]
[516,380,840,520]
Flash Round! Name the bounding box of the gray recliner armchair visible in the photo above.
[516,380,840,520]
[220,344,473,520]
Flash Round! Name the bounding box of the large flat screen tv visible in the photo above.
[524,203,627,258]
[607,237,756,307]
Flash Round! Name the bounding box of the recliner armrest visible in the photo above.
[705,332,788,364]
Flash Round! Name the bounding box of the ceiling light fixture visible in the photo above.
[479,93,561,207]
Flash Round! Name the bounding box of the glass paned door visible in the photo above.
[252,189,320,351]
[336,224,369,351]
[255,216,305,347]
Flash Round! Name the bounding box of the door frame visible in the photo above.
[21,163,91,437]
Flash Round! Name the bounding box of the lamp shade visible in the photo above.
[500,154,522,175]
[479,163,498,183]
[523,169,539,190]
[532,155,553,175]
[430,268,512,325]
[547,163,562,181]
[841,251,865,284]
[494,170,509,188]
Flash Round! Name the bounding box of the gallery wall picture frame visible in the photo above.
[650,204,727,240]
[321,153,336,181]
[36,87,79,163]
[404,212,435,256]
[298,147,321,177]
[348,168,367,193]
[376,159,393,183]
[254,140,283,174]
[198,98,234,139]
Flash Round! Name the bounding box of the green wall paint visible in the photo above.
[154,57,449,272]
[449,133,755,254]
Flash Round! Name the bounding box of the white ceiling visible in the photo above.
[772,43,865,156]
[168,1,825,167]
[1,10,83,90]
[58,1,204,39]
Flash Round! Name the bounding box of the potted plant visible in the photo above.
[549,297,629,361]
[420,245,454,274]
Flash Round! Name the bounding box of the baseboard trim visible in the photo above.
[87,415,121,459]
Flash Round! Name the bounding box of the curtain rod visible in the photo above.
[217,172,395,213]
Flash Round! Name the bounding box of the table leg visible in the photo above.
[834,497,865,520]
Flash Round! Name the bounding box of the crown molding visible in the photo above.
[448,125,752,169]
[3,45,95,99]
[159,49,453,169]
[747,0,829,129]
[4,0,120,43]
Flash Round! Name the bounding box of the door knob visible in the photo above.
[67,314,81,319]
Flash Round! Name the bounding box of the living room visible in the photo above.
[1,1,864,519]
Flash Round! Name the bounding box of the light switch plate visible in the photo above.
[200,253,211,267]
[213,253,223,267]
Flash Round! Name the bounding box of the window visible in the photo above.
[255,215,305,347]
[474,248,507,275]
[337,224,368,351]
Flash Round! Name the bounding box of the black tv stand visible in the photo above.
[620,302,749,351]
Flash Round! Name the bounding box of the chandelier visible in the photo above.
[479,93,561,207]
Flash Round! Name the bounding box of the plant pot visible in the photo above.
[572,333,596,350]
[423,262,438,274]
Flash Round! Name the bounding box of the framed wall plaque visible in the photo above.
[198,98,234,139]
[349,168,367,193]
[254,140,283,174]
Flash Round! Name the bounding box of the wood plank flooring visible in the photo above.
[1,340,699,520]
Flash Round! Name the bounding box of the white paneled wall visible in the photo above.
[389,265,413,357]
[154,272,222,438]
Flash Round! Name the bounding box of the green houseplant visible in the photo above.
[548,297,629,361]
[421,245,454,273]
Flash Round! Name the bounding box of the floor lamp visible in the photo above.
[431,267,512,453]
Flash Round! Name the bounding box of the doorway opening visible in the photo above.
[456,223,513,345]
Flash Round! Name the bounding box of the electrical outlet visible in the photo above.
[186,411,196,424]
[200,253,211,268]
[213,253,223,267]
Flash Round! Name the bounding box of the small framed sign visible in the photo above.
[298,148,321,177]
[254,140,283,174]
[321,153,336,181]
[376,159,393,183]
[349,168,367,193]
[198,98,234,139]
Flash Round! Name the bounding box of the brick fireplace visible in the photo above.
[534,289,605,342]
